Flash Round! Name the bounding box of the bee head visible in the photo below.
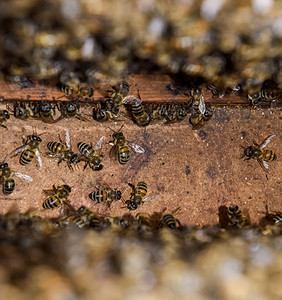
[0,162,8,169]
[91,163,103,171]
[66,103,77,113]
[32,135,42,142]
[3,110,10,119]
[116,191,122,200]
[63,185,72,193]
[77,206,86,213]
[40,102,51,112]
[244,146,254,158]
[229,205,239,213]
[125,200,138,211]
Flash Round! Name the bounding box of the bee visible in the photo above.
[61,82,94,98]
[106,81,130,110]
[58,101,88,121]
[130,97,151,126]
[89,183,122,207]
[10,132,43,169]
[161,207,181,229]
[0,110,10,129]
[0,162,33,195]
[46,129,81,170]
[123,181,155,211]
[242,134,277,173]
[57,214,86,228]
[92,100,120,122]
[227,205,250,228]
[77,136,105,171]
[147,103,168,123]
[77,206,102,228]
[136,212,152,231]
[165,103,189,123]
[109,125,145,165]
[261,80,280,108]
[103,216,130,230]
[42,184,72,209]
[10,101,37,121]
[190,87,204,110]
[35,99,58,123]
[189,105,213,130]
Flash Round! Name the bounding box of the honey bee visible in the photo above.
[10,101,37,121]
[92,100,120,122]
[136,212,152,231]
[261,80,280,107]
[189,105,213,130]
[109,125,145,165]
[130,97,151,126]
[0,110,10,129]
[227,205,250,228]
[10,132,43,169]
[35,100,58,123]
[89,183,122,207]
[161,207,181,229]
[58,101,88,121]
[61,82,94,99]
[0,162,33,195]
[103,216,130,230]
[42,184,72,209]
[123,181,155,211]
[77,136,105,171]
[76,205,102,228]
[57,214,86,228]
[242,134,277,173]
[165,103,189,123]
[106,81,130,110]
[46,129,81,170]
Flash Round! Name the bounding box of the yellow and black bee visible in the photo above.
[11,133,43,169]
[89,184,122,207]
[130,97,151,126]
[42,184,72,209]
[123,181,150,211]
[106,81,130,109]
[0,110,10,129]
[46,129,80,170]
[77,136,105,171]
[35,100,58,123]
[10,101,37,121]
[136,212,152,231]
[227,205,250,228]
[189,105,213,130]
[0,162,33,195]
[58,101,88,121]
[109,126,145,165]
[242,134,277,173]
[161,207,181,229]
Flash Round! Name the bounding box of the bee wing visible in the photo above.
[128,142,145,154]
[14,172,33,182]
[260,134,275,148]
[143,195,159,203]
[257,158,270,173]
[65,129,71,148]
[35,149,43,169]
[198,96,206,114]
[109,145,117,160]
[9,145,28,158]
[43,189,55,195]
[94,136,106,151]
[122,95,137,104]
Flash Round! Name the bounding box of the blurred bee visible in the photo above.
[241,134,277,173]
[57,214,86,228]
[130,97,151,126]
[58,101,88,121]
[136,212,152,231]
[46,129,80,170]
[106,81,130,110]
[123,181,155,211]
[10,132,43,169]
[261,80,280,108]
[0,110,10,129]
[165,103,189,123]
[189,105,213,130]
[42,184,72,209]
[76,205,102,228]
[161,207,181,229]
[0,162,33,195]
[109,125,145,165]
[77,136,105,171]
[227,205,250,228]
[147,103,168,123]
[103,216,130,230]
[89,183,122,207]
[61,82,94,98]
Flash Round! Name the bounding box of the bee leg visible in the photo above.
[83,162,89,170]
[0,124,8,130]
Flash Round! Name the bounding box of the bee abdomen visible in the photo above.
[118,145,130,164]
[77,142,94,157]
[162,214,177,229]
[89,190,108,203]
[20,150,35,165]
[137,181,147,197]
[3,178,15,195]
[43,196,62,209]
[47,142,64,153]
[263,150,277,161]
